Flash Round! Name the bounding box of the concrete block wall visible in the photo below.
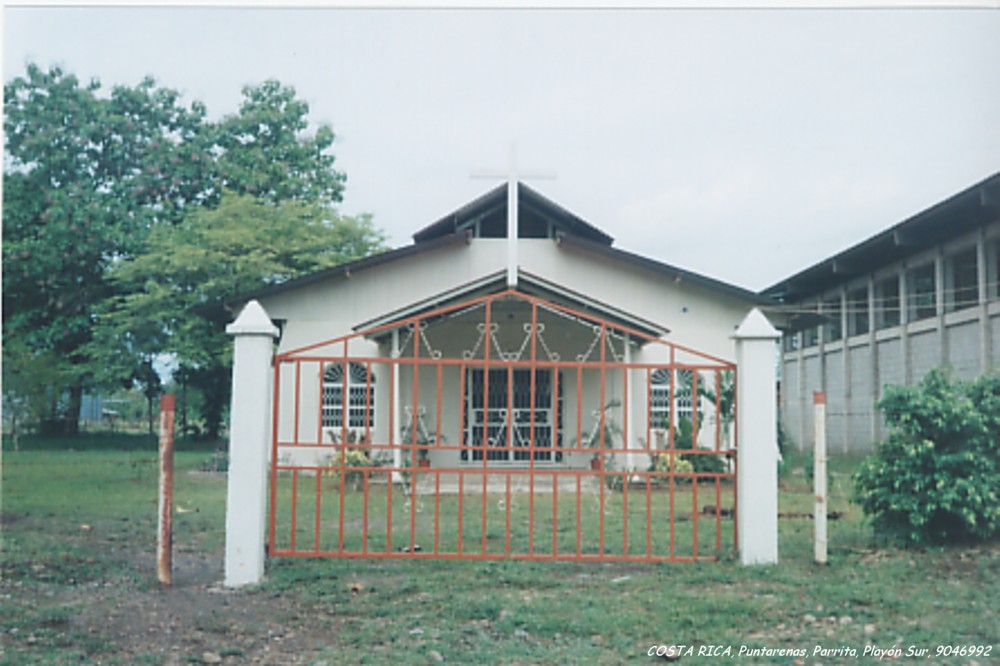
[909,330,939,383]
[947,320,981,379]
[779,220,999,454]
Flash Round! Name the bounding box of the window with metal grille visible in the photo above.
[874,275,901,329]
[906,263,937,321]
[993,240,1000,300]
[322,363,375,429]
[846,286,869,337]
[462,368,562,462]
[650,368,694,431]
[822,296,842,343]
[946,247,978,312]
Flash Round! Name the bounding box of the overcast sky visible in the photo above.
[5,6,999,292]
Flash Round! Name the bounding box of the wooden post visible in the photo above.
[157,394,176,586]
[813,391,828,565]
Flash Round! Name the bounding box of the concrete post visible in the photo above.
[624,334,636,476]
[734,308,780,565]
[813,391,828,565]
[224,300,279,587]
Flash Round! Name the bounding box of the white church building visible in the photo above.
[221,179,783,584]
[231,181,772,469]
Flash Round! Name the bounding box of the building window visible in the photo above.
[650,369,695,431]
[804,324,819,348]
[462,368,562,462]
[945,247,979,312]
[906,263,937,321]
[784,332,801,353]
[874,275,900,329]
[846,286,869,336]
[993,239,1000,300]
[822,296,842,343]
[322,362,375,429]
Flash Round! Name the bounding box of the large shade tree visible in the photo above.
[3,65,213,433]
[92,194,386,439]
[3,64,385,436]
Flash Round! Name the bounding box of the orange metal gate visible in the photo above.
[269,289,737,562]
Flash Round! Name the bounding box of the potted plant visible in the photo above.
[400,418,445,468]
[574,399,623,471]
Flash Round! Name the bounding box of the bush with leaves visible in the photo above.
[674,416,727,475]
[852,370,1000,545]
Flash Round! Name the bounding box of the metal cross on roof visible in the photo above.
[471,143,556,288]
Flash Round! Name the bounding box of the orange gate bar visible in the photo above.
[268,289,737,564]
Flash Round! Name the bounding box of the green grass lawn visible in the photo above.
[2,442,997,665]
[272,469,736,561]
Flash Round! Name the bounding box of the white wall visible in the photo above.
[257,238,755,362]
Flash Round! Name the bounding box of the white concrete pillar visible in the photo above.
[391,328,402,481]
[224,300,279,587]
[624,334,636,476]
[734,308,781,565]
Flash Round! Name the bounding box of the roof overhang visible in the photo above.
[224,230,471,312]
[355,270,670,342]
[762,171,1000,303]
[555,232,773,306]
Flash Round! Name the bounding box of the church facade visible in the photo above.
[229,181,771,472]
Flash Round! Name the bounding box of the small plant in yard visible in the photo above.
[323,448,374,491]
[853,369,1000,545]
[574,399,623,469]
[674,415,727,474]
[649,450,694,481]
[400,410,446,466]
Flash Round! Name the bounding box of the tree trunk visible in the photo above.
[191,363,231,442]
[148,394,155,436]
[66,383,83,436]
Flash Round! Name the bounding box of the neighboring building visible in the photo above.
[763,172,1000,453]
[227,181,772,470]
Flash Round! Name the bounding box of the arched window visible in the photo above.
[650,368,694,430]
[322,363,375,429]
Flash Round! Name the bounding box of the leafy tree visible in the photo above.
[212,80,346,205]
[3,65,212,433]
[4,66,359,435]
[853,370,1000,545]
[92,193,387,439]
[2,338,77,444]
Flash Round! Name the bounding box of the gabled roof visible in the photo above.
[226,182,769,312]
[762,171,1000,302]
[412,181,614,246]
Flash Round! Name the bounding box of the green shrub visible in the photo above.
[674,416,727,475]
[852,369,1000,545]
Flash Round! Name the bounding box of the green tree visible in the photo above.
[4,66,357,435]
[3,65,212,433]
[213,80,346,205]
[92,193,386,439]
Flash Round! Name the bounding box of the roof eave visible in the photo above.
[555,232,773,306]
[224,230,472,311]
[763,171,1000,302]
